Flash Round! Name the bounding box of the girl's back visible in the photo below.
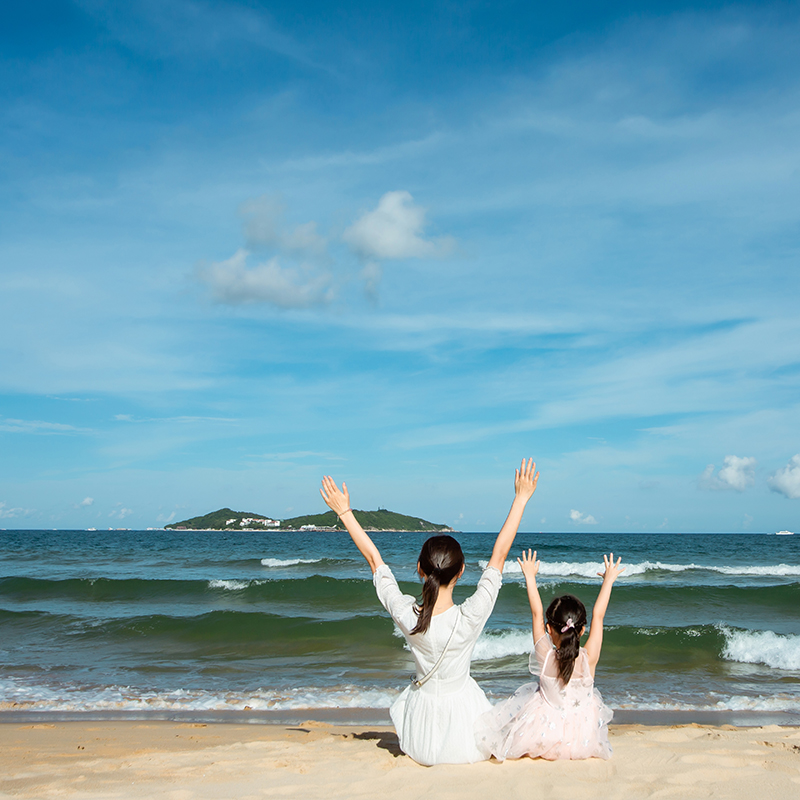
[476,635,613,761]
[534,635,595,710]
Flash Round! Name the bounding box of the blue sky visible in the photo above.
[2,0,800,531]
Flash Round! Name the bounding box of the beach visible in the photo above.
[1,720,799,799]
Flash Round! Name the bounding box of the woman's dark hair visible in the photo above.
[546,594,587,685]
[410,535,465,635]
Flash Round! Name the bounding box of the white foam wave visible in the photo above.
[207,579,255,591]
[5,674,798,716]
[472,630,533,661]
[614,693,800,713]
[721,627,800,672]
[260,558,323,567]
[481,559,800,579]
[0,676,398,713]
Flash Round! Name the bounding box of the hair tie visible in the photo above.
[561,618,575,633]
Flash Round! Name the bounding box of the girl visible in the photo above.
[475,550,623,761]
[319,459,539,766]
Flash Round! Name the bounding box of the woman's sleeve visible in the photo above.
[372,564,415,624]
[529,633,552,675]
[459,566,502,626]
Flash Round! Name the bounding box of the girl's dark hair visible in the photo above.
[410,535,465,635]
[546,594,587,685]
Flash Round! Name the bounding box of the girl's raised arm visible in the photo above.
[584,553,624,673]
[486,459,539,572]
[320,476,385,574]
[518,549,546,643]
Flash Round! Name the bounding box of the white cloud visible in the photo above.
[109,507,133,520]
[0,502,31,519]
[239,196,328,258]
[156,511,176,523]
[769,455,800,499]
[343,191,454,261]
[700,455,756,491]
[79,497,94,507]
[569,509,598,525]
[0,417,79,434]
[197,249,333,308]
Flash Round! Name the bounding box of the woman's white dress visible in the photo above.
[474,633,613,761]
[373,563,502,766]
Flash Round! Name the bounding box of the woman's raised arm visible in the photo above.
[320,476,384,573]
[486,459,539,572]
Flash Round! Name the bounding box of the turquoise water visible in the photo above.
[1,530,798,722]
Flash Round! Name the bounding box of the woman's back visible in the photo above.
[375,564,500,682]
[374,564,501,764]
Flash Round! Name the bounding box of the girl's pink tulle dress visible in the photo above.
[475,634,613,761]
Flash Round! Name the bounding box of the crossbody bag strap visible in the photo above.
[411,609,460,688]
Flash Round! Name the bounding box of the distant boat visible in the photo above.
[776,530,794,535]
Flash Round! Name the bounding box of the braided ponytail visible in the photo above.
[410,535,464,635]
[546,594,587,685]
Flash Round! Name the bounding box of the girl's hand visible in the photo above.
[514,458,539,501]
[320,476,351,517]
[517,549,540,582]
[598,553,625,583]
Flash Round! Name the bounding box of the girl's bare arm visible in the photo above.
[584,554,624,672]
[518,549,546,642]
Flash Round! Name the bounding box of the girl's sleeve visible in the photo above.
[529,634,552,675]
[372,564,415,624]
[459,566,502,626]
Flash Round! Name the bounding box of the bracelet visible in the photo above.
[337,508,352,518]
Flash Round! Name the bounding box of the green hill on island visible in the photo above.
[165,507,454,532]
[281,509,454,532]
[166,508,279,530]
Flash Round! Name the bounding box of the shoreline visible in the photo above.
[2,719,799,799]
[2,707,799,728]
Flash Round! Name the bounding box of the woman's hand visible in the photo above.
[514,458,539,501]
[320,476,351,517]
[598,553,625,583]
[517,548,540,583]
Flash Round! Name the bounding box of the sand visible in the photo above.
[1,720,799,799]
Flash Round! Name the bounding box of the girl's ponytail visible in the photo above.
[410,535,464,635]
[546,594,587,685]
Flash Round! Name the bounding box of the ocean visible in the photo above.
[1,530,798,725]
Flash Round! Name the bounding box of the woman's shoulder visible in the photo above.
[457,566,502,621]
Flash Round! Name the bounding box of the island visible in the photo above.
[165,507,455,532]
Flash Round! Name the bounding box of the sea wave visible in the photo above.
[3,674,799,716]
[481,559,800,579]
[207,579,266,591]
[0,676,398,713]
[472,630,533,661]
[0,574,381,608]
[612,692,800,713]
[260,558,323,567]
[720,627,800,672]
